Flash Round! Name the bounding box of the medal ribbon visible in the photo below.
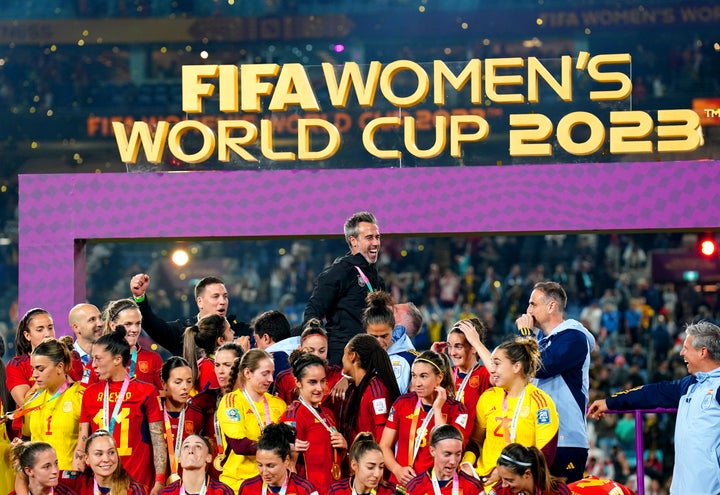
[242,388,271,431]
[430,469,459,495]
[179,476,208,495]
[454,362,479,403]
[127,347,138,379]
[103,373,131,434]
[298,397,341,475]
[261,471,289,495]
[5,381,70,420]
[408,398,434,466]
[213,395,225,456]
[502,385,527,443]
[93,477,106,495]
[350,476,378,495]
[354,267,374,293]
[163,402,186,476]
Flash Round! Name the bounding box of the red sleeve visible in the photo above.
[59,470,92,495]
[385,394,405,431]
[150,352,164,390]
[129,480,149,495]
[325,366,344,390]
[68,352,85,383]
[198,359,219,391]
[446,398,471,447]
[80,383,100,424]
[6,356,31,392]
[274,370,297,404]
[143,384,164,423]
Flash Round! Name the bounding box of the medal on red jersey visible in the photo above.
[163,401,187,481]
[298,397,342,479]
[408,398,434,465]
[331,462,342,480]
[103,373,131,434]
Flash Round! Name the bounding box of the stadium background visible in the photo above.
[1,1,720,490]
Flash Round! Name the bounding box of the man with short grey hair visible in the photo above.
[588,320,720,495]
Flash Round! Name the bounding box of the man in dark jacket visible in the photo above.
[303,211,384,365]
[129,274,250,355]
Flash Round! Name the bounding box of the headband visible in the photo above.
[499,453,532,467]
[112,304,137,320]
[414,357,443,375]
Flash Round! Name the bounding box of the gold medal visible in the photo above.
[167,473,181,484]
[213,454,225,471]
[331,462,342,480]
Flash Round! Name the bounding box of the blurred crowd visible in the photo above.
[2,231,708,492]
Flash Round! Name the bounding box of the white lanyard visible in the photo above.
[351,477,377,495]
[213,394,224,452]
[411,400,435,464]
[103,374,131,433]
[455,362,478,403]
[242,388,271,431]
[431,469,459,495]
[179,478,208,495]
[298,397,336,433]
[504,386,527,443]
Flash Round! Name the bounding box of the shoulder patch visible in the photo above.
[455,413,468,428]
[536,408,551,425]
[225,407,241,422]
[373,398,387,415]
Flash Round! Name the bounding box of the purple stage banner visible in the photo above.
[18,160,720,327]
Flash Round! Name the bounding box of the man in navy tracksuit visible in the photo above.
[588,320,720,495]
[516,281,595,483]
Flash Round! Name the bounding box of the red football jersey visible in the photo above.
[135,347,163,390]
[385,393,469,484]
[6,354,33,393]
[453,364,491,431]
[83,347,163,390]
[60,470,148,495]
[328,477,396,495]
[197,357,219,392]
[80,378,163,490]
[281,400,342,494]
[159,478,234,495]
[567,476,635,495]
[349,376,393,442]
[6,352,84,391]
[165,401,207,448]
[239,472,319,495]
[406,470,485,495]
